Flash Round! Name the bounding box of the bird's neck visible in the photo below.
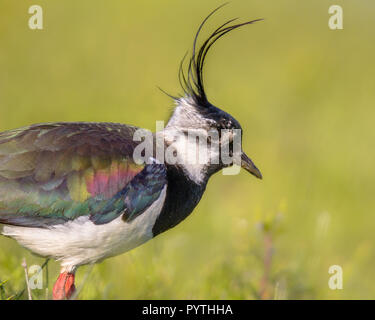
[152,164,207,236]
[151,107,217,235]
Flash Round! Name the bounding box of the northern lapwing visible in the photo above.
[0,6,262,299]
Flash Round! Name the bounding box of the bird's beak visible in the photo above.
[241,152,262,179]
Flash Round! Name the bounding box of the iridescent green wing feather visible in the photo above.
[0,122,147,227]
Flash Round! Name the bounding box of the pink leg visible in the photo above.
[52,271,76,300]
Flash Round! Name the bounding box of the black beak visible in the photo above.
[241,152,262,179]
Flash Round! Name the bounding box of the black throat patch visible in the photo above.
[152,165,207,237]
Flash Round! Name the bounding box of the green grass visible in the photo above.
[1,0,375,299]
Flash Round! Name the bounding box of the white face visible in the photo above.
[167,129,211,183]
[159,125,242,183]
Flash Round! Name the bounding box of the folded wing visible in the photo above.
[0,122,164,227]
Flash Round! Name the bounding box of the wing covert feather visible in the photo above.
[0,122,151,226]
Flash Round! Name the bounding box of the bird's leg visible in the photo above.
[52,270,76,300]
[44,259,49,299]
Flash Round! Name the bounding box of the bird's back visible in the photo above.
[0,122,143,227]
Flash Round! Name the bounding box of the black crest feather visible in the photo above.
[178,4,263,106]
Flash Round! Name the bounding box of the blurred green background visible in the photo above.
[0,0,374,299]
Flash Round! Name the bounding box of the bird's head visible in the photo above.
[162,5,262,182]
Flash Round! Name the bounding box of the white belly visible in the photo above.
[2,187,166,271]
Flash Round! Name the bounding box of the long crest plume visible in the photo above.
[178,4,263,106]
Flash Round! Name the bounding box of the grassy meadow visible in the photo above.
[0,0,374,299]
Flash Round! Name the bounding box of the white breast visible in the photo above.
[2,186,167,272]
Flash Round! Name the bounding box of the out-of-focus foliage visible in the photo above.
[0,0,374,299]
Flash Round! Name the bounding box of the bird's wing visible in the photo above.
[0,122,165,227]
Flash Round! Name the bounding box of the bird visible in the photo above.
[0,5,262,300]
